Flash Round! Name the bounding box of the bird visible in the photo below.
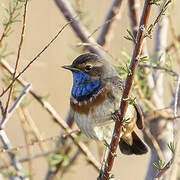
[62,53,148,155]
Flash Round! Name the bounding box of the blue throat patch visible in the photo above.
[71,71,101,101]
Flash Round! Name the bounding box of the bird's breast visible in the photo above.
[70,88,116,141]
[70,88,107,115]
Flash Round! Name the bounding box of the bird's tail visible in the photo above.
[119,131,148,155]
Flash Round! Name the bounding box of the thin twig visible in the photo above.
[99,1,152,179]
[0,21,72,98]
[147,0,172,36]
[0,131,78,154]
[4,0,29,117]
[128,0,155,90]
[0,146,62,170]
[139,63,178,77]
[96,0,123,46]
[0,134,60,154]
[0,84,31,129]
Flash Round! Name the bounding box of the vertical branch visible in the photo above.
[97,0,123,46]
[99,1,152,179]
[128,0,154,89]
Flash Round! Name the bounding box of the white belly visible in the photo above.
[74,97,116,142]
[74,96,136,143]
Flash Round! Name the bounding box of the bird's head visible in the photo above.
[62,53,118,80]
[62,53,118,101]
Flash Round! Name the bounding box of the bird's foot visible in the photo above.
[111,110,121,121]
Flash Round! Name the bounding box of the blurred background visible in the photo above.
[0,0,179,180]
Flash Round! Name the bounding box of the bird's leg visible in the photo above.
[111,109,121,122]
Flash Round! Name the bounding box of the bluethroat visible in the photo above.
[62,53,148,155]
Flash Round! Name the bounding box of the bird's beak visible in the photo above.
[61,65,78,71]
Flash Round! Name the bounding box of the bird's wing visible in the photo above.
[65,107,75,127]
[134,103,144,129]
[104,76,144,129]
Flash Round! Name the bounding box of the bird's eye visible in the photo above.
[84,65,92,72]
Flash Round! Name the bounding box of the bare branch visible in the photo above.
[98,1,152,179]
[128,0,155,89]
[97,0,123,46]
[54,0,106,59]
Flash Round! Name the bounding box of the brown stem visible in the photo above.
[99,1,152,179]
[4,0,29,119]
